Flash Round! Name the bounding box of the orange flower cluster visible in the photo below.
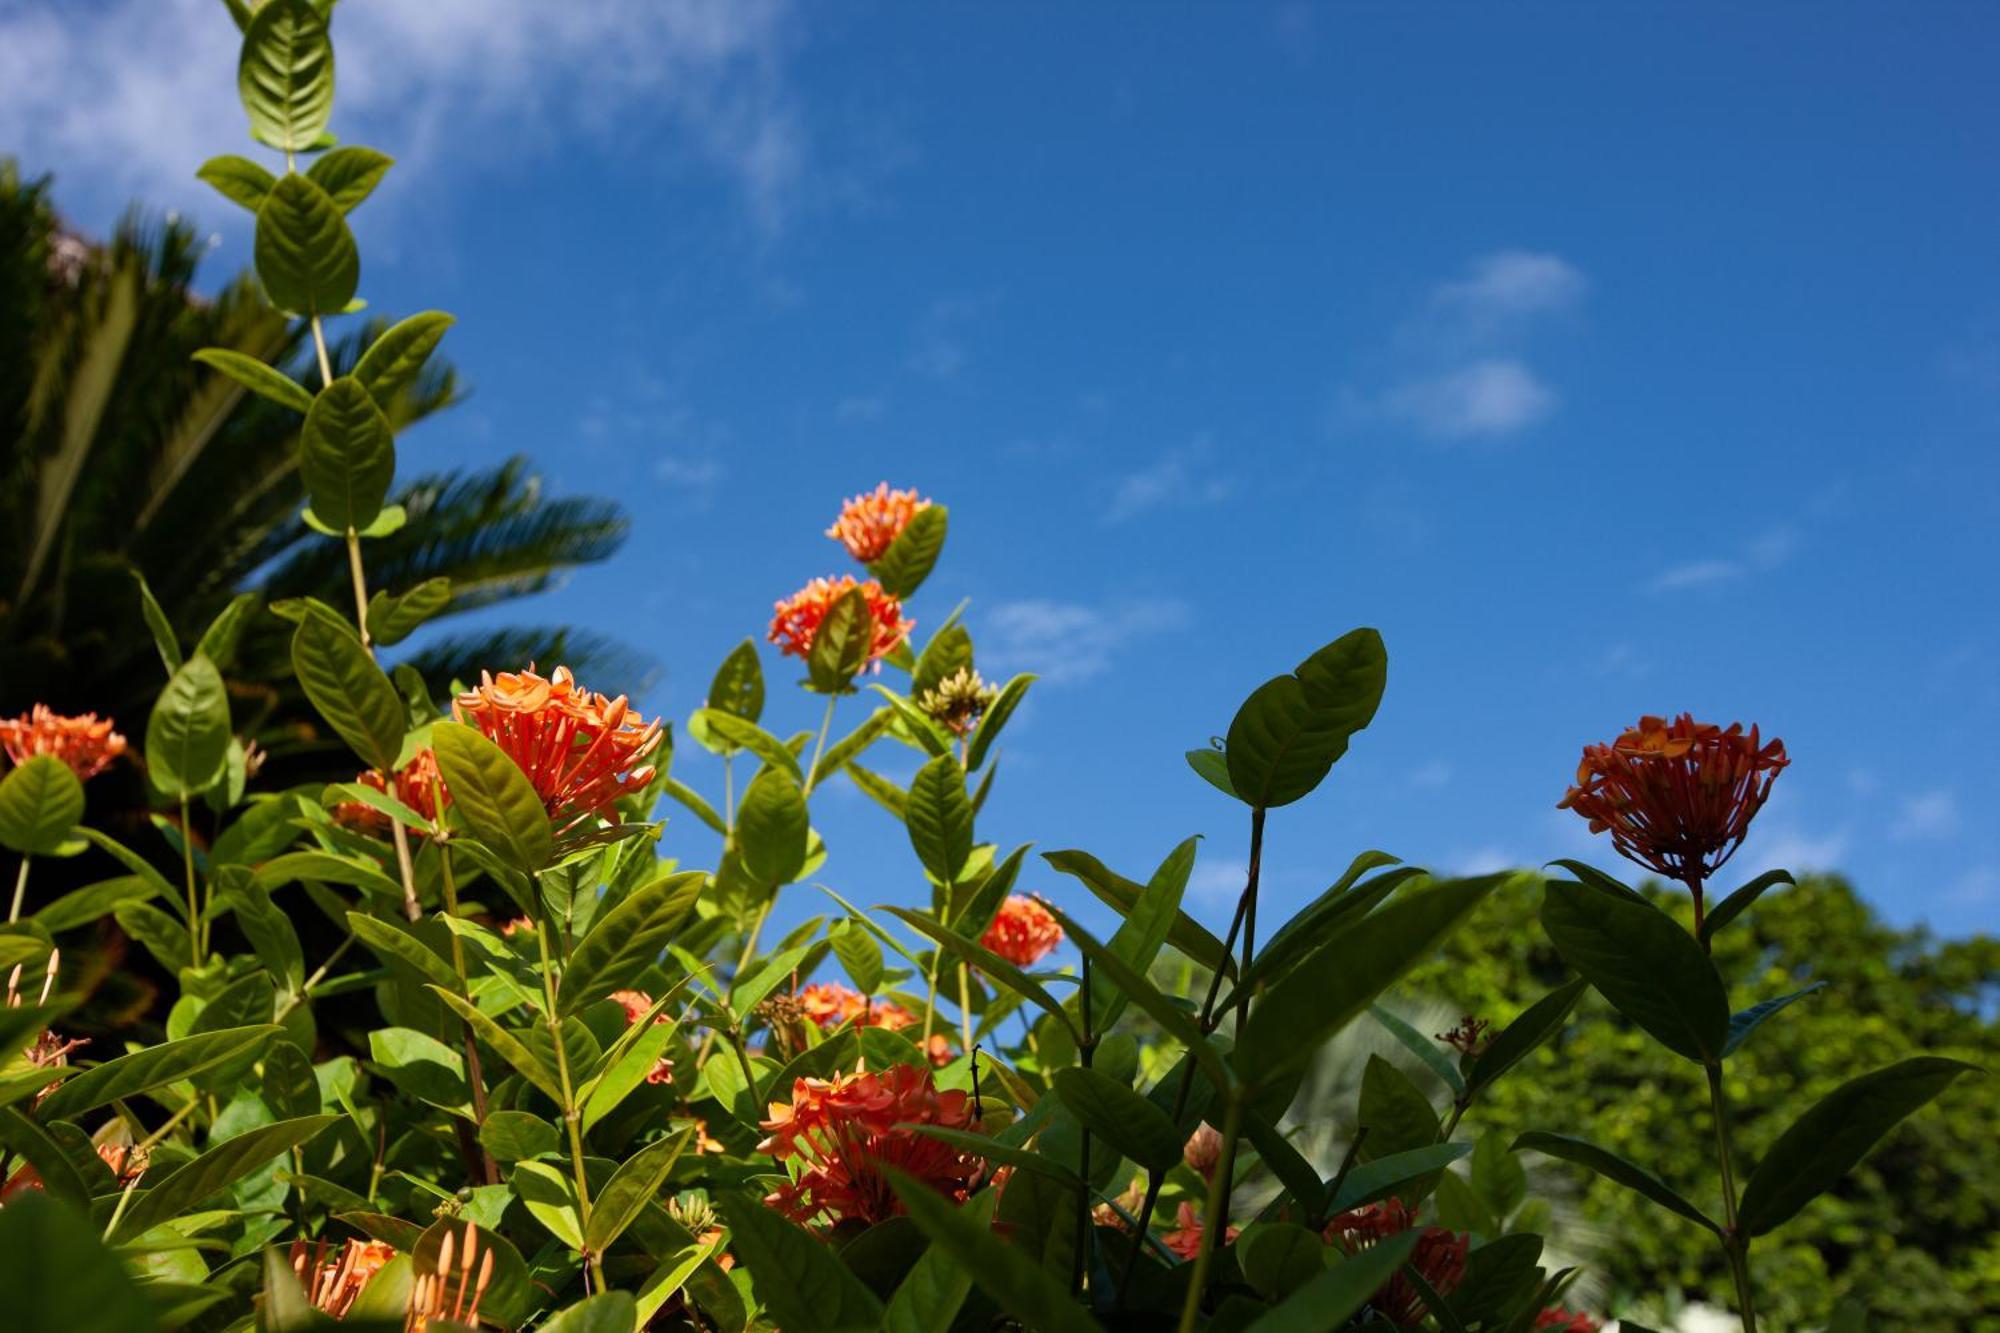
[1534,1310,1604,1333]
[1559,713,1788,887]
[1325,1199,1469,1328]
[609,988,676,1085]
[1162,1201,1240,1260]
[797,981,918,1033]
[827,482,931,564]
[453,666,662,836]
[979,895,1063,967]
[333,748,450,836]
[290,1238,396,1319]
[0,704,126,780]
[767,576,912,664]
[758,1064,983,1226]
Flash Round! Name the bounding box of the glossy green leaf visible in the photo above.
[1471,1131,1529,1219]
[130,569,182,675]
[691,709,801,778]
[882,1198,990,1333]
[1453,1231,1544,1327]
[1738,1056,1979,1236]
[0,1107,91,1204]
[306,145,393,211]
[39,1023,278,1119]
[255,173,357,315]
[882,907,1073,1038]
[1466,976,1589,1099]
[109,1114,336,1241]
[830,918,886,994]
[1224,627,1386,809]
[1238,1221,1327,1300]
[1723,982,1826,1058]
[428,985,564,1104]
[293,611,404,772]
[1045,846,1234,978]
[237,0,333,151]
[541,1292,638,1333]
[717,1192,886,1332]
[0,756,84,856]
[1358,1053,1441,1162]
[965,671,1031,772]
[1243,1231,1420,1333]
[348,912,459,992]
[113,902,190,970]
[1051,1066,1183,1172]
[806,586,877,694]
[352,311,455,404]
[737,767,809,885]
[431,721,553,875]
[299,376,394,532]
[1702,868,1796,945]
[707,637,766,722]
[365,576,450,646]
[1326,1142,1472,1214]
[869,503,948,598]
[562,871,703,1014]
[1044,903,1230,1091]
[906,752,973,884]
[512,1159,584,1249]
[196,153,276,211]
[884,1164,1099,1333]
[195,591,262,670]
[585,1126,694,1253]
[1540,878,1730,1065]
[1370,1004,1467,1097]
[0,1192,156,1332]
[1185,745,1237,798]
[809,706,893,789]
[480,1110,560,1162]
[191,346,311,413]
[145,653,231,796]
[1512,1131,1721,1233]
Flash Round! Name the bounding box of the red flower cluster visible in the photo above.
[289,1237,396,1319]
[609,989,676,1085]
[333,748,451,836]
[797,981,917,1032]
[979,895,1063,967]
[827,482,931,564]
[453,666,663,836]
[758,1064,983,1226]
[767,576,912,664]
[1325,1198,1469,1328]
[0,704,126,780]
[1534,1309,1604,1333]
[1162,1201,1240,1260]
[1559,713,1788,887]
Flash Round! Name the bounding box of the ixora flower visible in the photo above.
[767,576,913,664]
[0,704,126,780]
[453,666,663,836]
[332,748,451,836]
[796,981,918,1033]
[917,665,999,737]
[1325,1198,1470,1328]
[290,1238,397,1319]
[1437,1014,1493,1059]
[1534,1309,1604,1333]
[757,1064,983,1227]
[1559,713,1788,889]
[827,482,932,564]
[1182,1122,1224,1181]
[3,953,85,1114]
[410,1225,496,1331]
[608,988,676,1085]
[1162,1201,1240,1260]
[979,895,1064,968]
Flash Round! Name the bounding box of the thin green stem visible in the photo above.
[956,960,975,1060]
[178,795,200,967]
[1071,954,1096,1299]
[1706,1061,1757,1332]
[8,856,28,923]
[1175,1091,1244,1333]
[1211,806,1266,1236]
[438,837,497,1183]
[802,694,838,796]
[275,931,356,1021]
[534,900,603,1291]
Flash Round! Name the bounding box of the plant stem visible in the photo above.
[275,931,357,1020]
[437,838,497,1183]
[1706,1060,1758,1332]
[802,694,837,796]
[534,902,602,1290]
[1210,806,1266,1238]
[956,961,976,1060]
[8,856,28,923]
[340,523,422,923]
[1175,1091,1244,1333]
[1071,954,1096,1299]
[178,794,201,967]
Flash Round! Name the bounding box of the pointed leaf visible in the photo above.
[1466,977,1590,1099]
[868,504,948,599]
[907,753,973,884]
[562,871,703,1014]
[1540,878,1729,1065]
[196,153,276,211]
[237,0,333,151]
[0,757,84,857]
[1701,868,1796,945]
[306,145,393,212]
[293,612,405,772]
[109,1115,336,1241]
[1045,847,1233,978]
[883,1164,1100,1333]
[1244,1231,1421,1333]
[1723,982,1826,1058]
[432,721,553,875]
[585,1126,695,1254]
[1225,627,1386,809]
[299,376,394,532]
[145,654,231,796]
[353,311,455,404]
[965,671,1031,773]
[255,173,356,315]
[430,986,565,1105]
[807,586,879,694]
[365,577,451,647]
[716,1193,886,1332]
[737,768,809,886]
[1512,1131,1721,1233]
[192,347,311,413]
[1051,1066,1183,1173]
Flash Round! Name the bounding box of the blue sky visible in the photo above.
[9,2,1998,938]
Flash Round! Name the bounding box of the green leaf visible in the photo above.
[1470,1131,1529,1220]
[810,707,894,790]
[883,1202,987,1333]
[195,153,276,211]
[1238,1221,1326,1301]
[196,591,263,670]
[1466,977,1589,1099]
[882,907,1074,1039]
[370,1026,468,1112]
[807,586,878,694]
[109,1114,336,1242]
[690,709,801,778]
[1326,1142,1472,1214]
[541,1293,638,1333]
[1723,982,1826,1058]
[1044,904,1231,1092]
[293,612,405,772]
[1185,746,1238,798]
[830,918,886,994]
[869,504,948,598]
[585,1126,694,1254]
[431,721,553,874]
[263,1040,321,1118]
[883,1165,1099,1333]
[0,1106,91,1204]
[0,756,84,857]
[911,623,972,700]
[1540,878,1730,1066]
[964,672,1031,773]
[222,871,304,994]
[1369,1004,1467,1098]
[708,638,765,722]
[428,986,563,1104]
[114,902,188,969]
[1511,1131,1721,1233]
[348,912,459,992]
[0,1192,156,1332]
[1224,627,1386,809]
[191,347,312,413]
[1701,868,1796,945]
[365,577,451,647]
[1452,1232,1544,1327]
[32,875,155,934]
[1357,1054,1441,1163]
[512,1160,584,1249]
[1243,1231,1421,1333]
[1051,1066,1183,1172]
[237,0,333,152]
[1094,835,1200,1030]
[306,145,393,211]
[480,1110,559,1162]
[1045,847,1234,978]
[906,753,973,884]
[562,871,703,1014]
[352,311,455,404]
[145,654,232,797]
[299,376,394,532]
[131,570,182,675]
[255,173,357,315]
[717,1193,886,1332]
[1737,1056,1979,1236]
[1238,875,1502,1090]
[737,768,809,886]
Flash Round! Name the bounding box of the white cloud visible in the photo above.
[1890,789,1960,842]
[1408,761,1453,790]
[653,454,726,495]
[1453,846,1522,876]
[1646,524,1800,594]
[981,596,1191,685]
[1,0,804,233]
[1428,250,1587,341]
[1647,559,1745,593]
[1754,824,1849,872]
[1105,439,1236,523]
[1379,359,1557,439]
[1187,858,1249,906]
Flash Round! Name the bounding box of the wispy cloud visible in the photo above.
[1105,439,1236,523]
[1188,858,1249,906]
[1,0,805,233]
[1890,789,1960,842]
[1339,250,1583,443]
[1646,523,1800,594]
[904,296,983,379]
[981,596,1191,685]
[1755,823,1850,872]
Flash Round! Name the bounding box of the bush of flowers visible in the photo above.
[0,6,1976,1331]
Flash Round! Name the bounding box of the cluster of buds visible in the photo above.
[453,666,663,838]
[1325,1198,1470,1328]
[1437,1015,1493,1060]
[758,1064,984,1227]
[1162,1202,1240,1260]
[916,665,998,738]
[290,1237,396,1320]
[608,989,675,1085]
[0,705,126,780]
[978,895,1064,968]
